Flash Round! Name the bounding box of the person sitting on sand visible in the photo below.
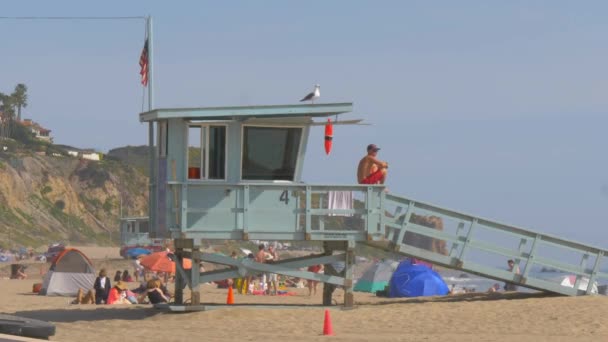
[129,280,150,303]
[121,270,133,282]
[114,270,122,282]
[150,275,172,297]
[16,266,27,280]
[107,281,132,304]
[266,245,279,295]
[72,288,95,304]
[124,289,139,304]
[357,144,388,185]
[488,283,501,293]
[285,277,304,288]
[147,279,169,304]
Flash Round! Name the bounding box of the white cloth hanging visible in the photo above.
[328,191,353,216]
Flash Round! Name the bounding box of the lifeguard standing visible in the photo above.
[357,144,388,184]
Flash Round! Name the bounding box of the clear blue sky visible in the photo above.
[2,1,607,247]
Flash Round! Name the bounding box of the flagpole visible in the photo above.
[146,15,157,238]
[147,15,154,111]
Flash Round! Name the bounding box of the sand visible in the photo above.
[1,247,608,341]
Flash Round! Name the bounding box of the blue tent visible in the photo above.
[389,260,449,298]
[126,248,152,259]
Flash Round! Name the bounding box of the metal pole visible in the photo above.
[149,122,155,234]
[147,15,154,111]
[146,16,157,237]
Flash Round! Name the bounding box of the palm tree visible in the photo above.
[0,92,6,138]
[12,84,28,122]
[0,93,15,138]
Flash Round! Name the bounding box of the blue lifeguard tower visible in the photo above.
[138,102,607,308]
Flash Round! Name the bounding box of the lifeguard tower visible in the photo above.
[120,216,152,246]
[140,102,376,306]
[139,102,608,308]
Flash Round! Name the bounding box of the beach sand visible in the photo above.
[1,247,608,341]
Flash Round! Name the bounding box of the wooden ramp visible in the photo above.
[370,192,608,296]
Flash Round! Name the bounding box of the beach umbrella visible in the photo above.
[126,248,152,259]
[140,251,192,273]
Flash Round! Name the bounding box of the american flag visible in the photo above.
[139,39,149,87]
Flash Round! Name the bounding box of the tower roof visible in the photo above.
[140,102,353,122]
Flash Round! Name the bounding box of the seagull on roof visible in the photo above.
[300,84,320,104]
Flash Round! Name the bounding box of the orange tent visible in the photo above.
[140,251,192,274]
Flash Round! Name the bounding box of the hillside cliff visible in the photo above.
[0,150,148,248]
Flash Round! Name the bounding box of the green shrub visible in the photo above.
[76,162,109,188]
[54,200,65,211]
[103,198,114,213]
[41,185,52,196]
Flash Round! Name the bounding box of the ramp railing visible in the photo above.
[372,193,608,296]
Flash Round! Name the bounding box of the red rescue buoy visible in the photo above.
[324,118,333,155]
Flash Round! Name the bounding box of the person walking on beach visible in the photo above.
[255,244,267,292]
[255,244,266,263]
[504,259,520,291]
[133,256,144,282]
[357,144,389,185]
[307,264,324,296]
[266,245,279,295]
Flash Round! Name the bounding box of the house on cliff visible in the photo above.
[21,119,53,143]
[65,148,101,161]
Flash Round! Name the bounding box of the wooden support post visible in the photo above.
[343,240,355,308]
[322,241,338,306]
[191,246,201,305]
[321,241,353,307]
[174,242,184,305]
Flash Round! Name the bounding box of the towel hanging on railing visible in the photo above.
[328,191,353,216]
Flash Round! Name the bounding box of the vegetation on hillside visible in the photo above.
[107,145,152,177]
[0,83,150,249]
[0,83,29,139]
[0,152,148,249]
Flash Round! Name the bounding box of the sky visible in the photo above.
[2,1,608,249]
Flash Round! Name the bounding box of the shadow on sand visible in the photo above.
[11,307,162,323]
[10,292,563,321]
[359,291,562,306]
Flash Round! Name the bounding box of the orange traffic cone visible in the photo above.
[227,286,234,305]
[323,309,334,336]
